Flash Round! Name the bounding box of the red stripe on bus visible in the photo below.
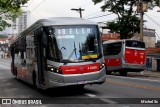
[60,63,100,74]
[105,58,121,67]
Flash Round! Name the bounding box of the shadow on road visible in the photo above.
[6,77,99,98]
[107,71,160,79]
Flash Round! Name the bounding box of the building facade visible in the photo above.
[132,28,156,48]
[0,38,9,58]
[18,11,28,34]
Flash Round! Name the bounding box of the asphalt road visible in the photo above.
[0,58,160,107]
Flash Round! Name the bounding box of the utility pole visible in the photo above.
[140,0,143,42]
[71,8,85,18]
[137,0,148,42]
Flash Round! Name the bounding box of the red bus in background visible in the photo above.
[103,40,146,76]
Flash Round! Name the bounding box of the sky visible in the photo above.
[25,0,160,37]
[2,0,160,39]
[24,0,108,24]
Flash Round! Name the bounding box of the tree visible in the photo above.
[92,0,160,39]
[0,0,29,31]
[0,34,7,38]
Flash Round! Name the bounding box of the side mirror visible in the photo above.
[100,32,102,36]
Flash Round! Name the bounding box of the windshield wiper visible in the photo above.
[67,41,77,59]
[63,41,77,65]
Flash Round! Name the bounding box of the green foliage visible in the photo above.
[92,0,159,39]
[0,0,29,31]
[0,34,7,38]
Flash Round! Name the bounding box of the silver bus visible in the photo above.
[10,17,106,90]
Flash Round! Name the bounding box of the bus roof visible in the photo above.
[11,17,97,45]
[36,17,97,26]
[103,39,143,44]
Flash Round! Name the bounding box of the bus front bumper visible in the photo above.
[47,67,106,88]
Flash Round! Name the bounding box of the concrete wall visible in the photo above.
[144,36,156,48]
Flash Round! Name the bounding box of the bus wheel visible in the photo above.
[106,71,112,75]
[119,71,127,76]
[74,85,85,90]
[15,69,19,80]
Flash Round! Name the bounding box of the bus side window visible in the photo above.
[103,42,122,56]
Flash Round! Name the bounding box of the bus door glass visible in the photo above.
[103,42,122,67]
[125,40,146,64]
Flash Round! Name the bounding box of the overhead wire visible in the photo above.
[155,32,160,40]
[30,0,47,13]
[144,13,160,29]
[80,0,93,8]
[87,13,114,19]
[23,0,35,11]
[84,10,104,18]
[144,13,160,39]
[27,0,35,8]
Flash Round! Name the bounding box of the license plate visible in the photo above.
[77,80,87,84]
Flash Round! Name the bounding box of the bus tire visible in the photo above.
[77,85,85,89]
[15,69,19,80]
[106,70,112,75]
[119,71,127,76]
[73,85,85,90]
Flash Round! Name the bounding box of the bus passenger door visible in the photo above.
[36,31,47,86]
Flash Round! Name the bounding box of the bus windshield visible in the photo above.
[47,25,102,63]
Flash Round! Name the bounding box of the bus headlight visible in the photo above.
[100,63,105,69]
[125,60,128,63]
[47,65,62,74]
[51,68,54,72]
[56,69,62,74]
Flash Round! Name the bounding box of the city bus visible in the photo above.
[10,17,106,90]
[103,39,146,76]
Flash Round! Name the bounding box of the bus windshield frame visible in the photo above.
[45,25,102,63]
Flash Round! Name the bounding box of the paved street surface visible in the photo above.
[0,58,160,107]
[110,70,160,81]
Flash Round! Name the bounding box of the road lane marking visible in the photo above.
[107,75,160,83]
[100,98,118,104]
[108,80,160,92]
[84,93,119,104]
[0,64,10,69]
[0,58,11,62]
[84,93,96,97]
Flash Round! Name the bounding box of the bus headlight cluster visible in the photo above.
[47,65,62,74]
[125,60,128,63]
[100,63,105,69]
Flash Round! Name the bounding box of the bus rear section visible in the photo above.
[103,40,146,76]
[122,40,146,72]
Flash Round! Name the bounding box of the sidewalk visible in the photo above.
[0,58,11,61]
[129,70,160,78]
[142,70,160,77]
